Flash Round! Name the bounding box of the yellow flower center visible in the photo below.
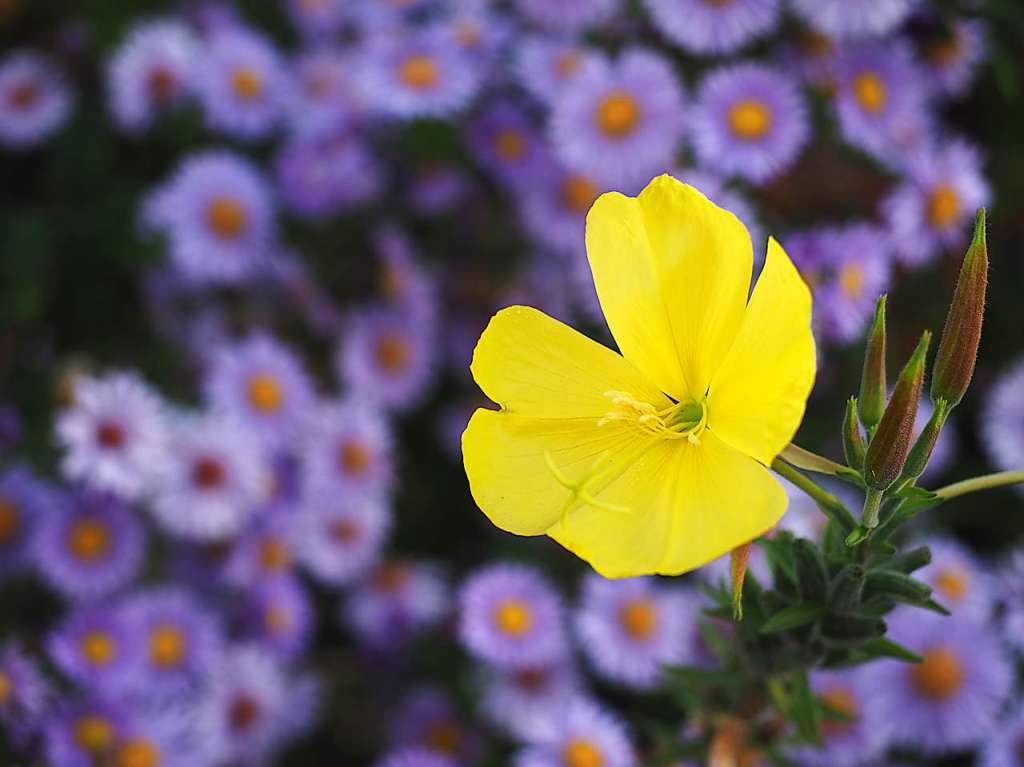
[426,721,463,754]
[74,715,115,754]
[927,183,960,228]
[150,624,186,668]
[562,739,604,767]
[115,738,161,767]
[910,646,964,700]
[555,50,581,79]
[493,598,533,636]
[398,55,439,90]
[494,129,526,161]
[81,631,116,666]
[375,333,411,375]
[68,518,111,562]
[206,197,247,239]
[599,391,708,444]
[728,99,773,140]
[561,175,600,215]
[247,374,283,413]
[0,497,19,544]
[819,685,859,738]
[934,567,967,601]
[338,439,372,477]
[839,263,865,299]
[620,598,657,639]
[259,537,291,572]
[595,91,641,137]
[0,670,11,706]
[853,72,887,114]
[231,66,264,101]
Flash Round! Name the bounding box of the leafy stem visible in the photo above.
[780,443,850,477]
[771,458,858,533]
[934,470,1024,500]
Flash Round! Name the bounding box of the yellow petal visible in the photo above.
[549,432,787,578]
[585,174,753,401]
[470,305,669,419]
[462,409,657,536]
[708,237,817,466]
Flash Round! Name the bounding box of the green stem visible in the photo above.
[861,488,883,529]
[935,471,1024,501]
[779,444,848,476]
[771,458,858,533]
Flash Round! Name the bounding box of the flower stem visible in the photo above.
[779,443,848,476]
[771,458,857,533]
[934,470,1024,501]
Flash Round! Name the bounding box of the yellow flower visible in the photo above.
[462,175,816,578]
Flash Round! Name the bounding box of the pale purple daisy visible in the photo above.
[642,0,781,56]
[514,0,618,33]
[574,574,697,690]
[374,749,458,767]
[513,697,636,767]
[467,99,551,190]
[300,399,393,502]
[44,697,129,767]
[106,19,200,134]
[480,661,582,741]
[337,306,436,412]
[0,50,72,149]
[286,47,363,140]
[344,560,449,649]
[48,603,138,694]
[286,0,347,38]
[224,513,300,586]
[519,164,611,257]
[817,223,892,343]
[0,643,51,725]
[790,0,917,40]
[691,63,809,183]
[407,164,470,216]
[550,47,686,189]
[916,538,992,621]
[34,490,145,600]
[374,225,438,324]
[197,27,286,139]
[296,495,390,586]
[107,709,206,767]
[276,132,383,219]
[391,685,482,763]
[443,7,513,70]
[458,563,568,669]
[150,413,270,541]
[868,609,1012,754]
[148,150,275,285]
[203,332,315,446]
[882,139,988,267]
[0,464,58,577]
[982,358,1024,485]
[920,20,987,99]
[515,37,601,107]
[979,705,1024,767]
[998,548,1024,653]
[56,371,167,500]
[245,574,315,660]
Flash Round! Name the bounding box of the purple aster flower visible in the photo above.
[56,371,168,500]
[224,512,299,586]
[374,749,459,767]
[286,0,346,38]
[443,7,513,70]
[868,609,1012,754]
[150,413,270,541]
[691,63,809,184]
[980,705,1024,767]
[34,490,144,600]
[574,574,697,689]
[245,573,315,660]
[788,667,891,767]
[998,548,1024,653]
[832,40,931,165]
[123,586,223,694]
[513,697,636,767]
[916,538,992,621]
[286,47,364,140]
[391,685,482,763]
[642,0,781,56]
[108,709,205,767]
[468,99,551,190]
[407,164,470,216]
[197,27,286,139]
[519,164,611,257]
[882,139,988,267]
[344,560,449,649]
[458,563,568,669]
[106,19,200,134]
[44,697,128,767]
[817,223,892,343]
[514,0,618,33]
[203,333,315,446]
[0,50,72,149]
[791,0,917,40]
[550,47,686,189]
[358,26,481,119]
[48,603,138,694]
[296,495,390,586]
[337,306,436,412]
[0,464,58,577]
[276,132,383,219]
[147,150,275,285]
[480,661,582,741]
[982,358,1024,484]
[0,643,50,726]
[784,27,840,89]
[374,225,438,324]
[919,20,986,99]
[515,37,601,107]
[300,399,393,503]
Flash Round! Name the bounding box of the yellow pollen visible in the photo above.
[247,374,283,413]
[115,738,161,767]
[839,263,865,299]
[74,715,115,754]
[375,333,411,375]
[0,497,19,543]
[819,686,859,738]
[927,183,961,228]
[853,72,887,114]
[555,50,580,78]
[934,567,968,601]
[620,598,657,639]
[0,670,11,706]
[494,129,526,161]
[910,646,964,700]
[493,598,533,636]
[206,197,247,239]
[595,91,640,137]
[561,175,600,214]
[150,624,186,668]
[259,538,291,572]
[231,67,264,101]
[426,721,463,754]
[81,631,116,666]
[562,739,604,767]
[398,55,439,90]
[728,99,773,140]
[68,518,110,562]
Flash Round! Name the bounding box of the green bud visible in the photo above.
[864,332,931,492]
[731,542,751,621]
[932,210,987,409]
[842,397,867,470]
[829,565,866,613]
[880,545,931,575]
[897,398,949,486]
[858,295,888,430]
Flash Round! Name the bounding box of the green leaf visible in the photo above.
[860,638,923,663]
[788,672,821,745]
[761,603,824,634]
[760,535,797,586]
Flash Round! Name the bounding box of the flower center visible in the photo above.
[513,667,550,691]
[150,624,186,668]
[374,333,411,375]
[555,50,580,78]
[247,373,283,413]
[7,80,39,110]
[115,738,160,767]
[68,518,111,562]
[927,183,960,228]
[81,631,116,666]
[934,567,967,601]
[853,72,887,114]
[819,686,859,737]
[453,20,482,47]
[338,439,372,477]
[599,392,708,444]
[373,562,411,592]
[799,30,833,59]
[74,715,116,754]
[562,739,604,767]
[231,66,264,101]
[493,598,533,636]
[620,598,657,639]
[0,670,10,706]
[229,694,263,733]
[910,646,964,700]
[398,55,439,90]
[206,196,247,239]
[264,605,292,634]
[426,721,463,754]
[0,497,19,544]
[494,129,526,161]
[561,175,600,214]
[595,91,640,137]
[330,518,360,543]
[96,420,126,449]
[839,263,865,299]
[927,38,961,66]
[259,537,291,572]
[728,99,773,140]
[147,66,178,103]
[192,456,226,490]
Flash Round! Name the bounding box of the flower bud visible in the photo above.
[864,331,931,492]
[842,397,867,470]
[931,209,987,409]
[731,541,751,621]
[897,398,949,486]
[858,295,888,431]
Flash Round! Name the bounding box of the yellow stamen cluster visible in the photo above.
[853,72,887,114]
[619,598,657,639]
[493,598,533,636]
[150,624,186,668]
[598,391,707,444]
[562,739,604,767]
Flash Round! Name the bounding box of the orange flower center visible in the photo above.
[0,497,19,544]
[246,373,283,413]
[426,721,463,754]
[74,715,115,754]
[799,30,834,59]
[231,66,264,101]
[374,333,411,375]
[114,738,161,767]
[373,563,411,592]
[398,55,439,90]
[150,624,186,668]
[927,38,961,66]
[910,646,964,700]
[206,196,247,239]
[560,175,600,214]
[259,538,291,572]
[147,67,177,103]
[728,99,773,139]
[7,80,38,110]
[934,567,967,601]
[68,518,111,562]
[453,20,482,47]
[493,598,533,636]
[264,606,292,634]
[839,262,865,299]
[494,129,526,161]
[555,50,580,78]
[338,439,372,476]
[819,686,859,737]
[95,420,126,449]
[229,694,263,733]
[81,631,116,666]
[619,598,658,639]
[330,518,360,543]
[927,183,960,228]
[0,671,11,706]
[595,91,640,137]
[853,72,887,114]
[562,739,604,767]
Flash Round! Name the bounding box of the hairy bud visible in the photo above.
[858,296,888,431]
[898,398,949,487]
[842,397,867,470]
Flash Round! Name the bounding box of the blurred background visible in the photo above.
[1,1,1023,765]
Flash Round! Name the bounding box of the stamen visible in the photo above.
[599,391,708,443]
